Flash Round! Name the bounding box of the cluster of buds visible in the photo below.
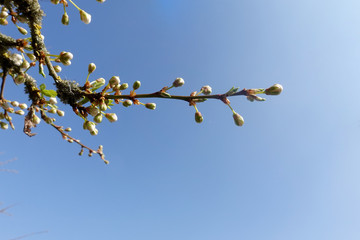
[56,51,73,66]
[0,100,28,130]
[51,0,94,25]
[0,6,9,25]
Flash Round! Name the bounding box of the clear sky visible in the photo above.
[1,0,360,239]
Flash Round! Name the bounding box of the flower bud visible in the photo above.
[0,112,4,119]
[15,110,25,115]
[133,81,141,90]
[195,111,203,123]
[265,84,283,95]
[97,0,106,2]
[85,121,96,132]
[201,85,212,95]
[90,129,99,136]
[65,127,72,132]
[44,116,54,124]
[59,51,73,63]
[0,18,8,26]
[233,112,244,126]
[21,60,30,69]
[19,103,28,109]
[62,60,71,66]
[88,63,96,73]
[246,95,265,102]
[122,100,132,107]
[56,109,65,117]
[87,106,99,116]
[68,139,74,143]
[32,115,41,125]
[120,83,128,90]
[49,97,57,105]
[26,53,36,61]
[99,100,107,111]
[61,13,69,25]
[145,103,156,110]
[10,53,23,66]
[0,10,8,18]
[51,0,60,4]
[94,113,103,123]
[17,26,28,35]
[109,76,120,87]
[105,113,118,122]
[11,101,19,107]
[6,108,14,113]
[173,77,185,87]
[53,65,62,73]
[80,10,91,24]
[0,121,8,130]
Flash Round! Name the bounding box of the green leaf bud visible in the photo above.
[51,0,60,4]
[26,53,36,61]
[88,63,96,73]
[145,103,156,110]
[94,113,103,123]
[62,13,69,25]
[201,85,212,95]
[122,100,133,107]
[233,112,244,126]
[265,84,283,95]
[109,76,120,87]
[105,113,118,122]
[173,77,185,87]
[195,111,203,123]
[6,108,14,113]
[120,83,129,90]
[17,26,28,35]
[133,81,141,90]
[0,113,4,119]
[80,10,91,24]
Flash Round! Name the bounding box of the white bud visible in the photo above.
[80,10,91,24]
[49,97,57,105]
[88,63,96,73]
[109,76,120,87]
[201,85,212,95]
[56,110,65,117]
[0,122,8,130]
[105,113,118,122]
[11,101,19,107]
[19,103,28,109]
[53,65,62,73]
[173,78,185,87]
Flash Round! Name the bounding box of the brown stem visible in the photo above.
[0,70,7,100]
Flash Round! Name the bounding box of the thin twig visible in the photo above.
[8,231,48,240]
[0,70,7,100]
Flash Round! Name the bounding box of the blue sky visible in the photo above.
[1,0,360,239]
